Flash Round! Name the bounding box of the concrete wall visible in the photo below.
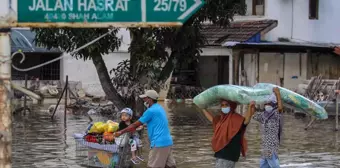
[289,0,340,43]
[199,56,219,88]
[241,0,340,43]
[62,52,130,97]
[246,0,340,43]
[264,0,293,41]
[199,47,232,88]
[62,29,132,97]
[201,47,232,56]
[240,0,293,40]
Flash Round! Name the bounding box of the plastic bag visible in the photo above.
[193,85,272,108]
[105,120,119,133]
[193,84,328,120]
[254,83,327,119]
[115,133,129,147]
[88,122,106,133]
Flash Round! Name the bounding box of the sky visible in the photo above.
[0,0,17,18]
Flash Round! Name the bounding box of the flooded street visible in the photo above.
[12,103,340,168]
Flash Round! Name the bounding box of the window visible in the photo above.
[252,0,265,16]
[309,0,319,20]
[12,53,61,80]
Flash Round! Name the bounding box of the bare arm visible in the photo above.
[114,121,143,137]
[202,109,214,122]
[244,102,256,125]
[273,87,283,113]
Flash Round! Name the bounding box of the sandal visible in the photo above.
[131,158,140,164]
[136,156,145,162]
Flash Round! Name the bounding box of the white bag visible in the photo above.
[115,133,129,147]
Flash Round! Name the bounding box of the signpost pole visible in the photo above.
[335,90,339,131]
[0,28,12,168]
[336,93,339,131]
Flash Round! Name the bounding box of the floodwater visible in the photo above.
[12,102,340,168]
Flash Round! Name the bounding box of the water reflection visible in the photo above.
[12,102,340,168]
[12,107,106,168]
[165,102,340,168]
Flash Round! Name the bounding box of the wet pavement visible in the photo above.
[12,102,340,168]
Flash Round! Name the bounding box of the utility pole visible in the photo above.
[0,28,12,168]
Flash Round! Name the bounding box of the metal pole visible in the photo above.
[0,28,12,168]
[229,54,233,85]
[51,85,67,119]
[24,73,28,114]
[64,75,68,123]
[336,92,339,131]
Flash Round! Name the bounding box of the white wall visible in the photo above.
[116,29,130,52]
[62,52,129,96]
[290,0,340,43]
[264,0,293,41]
[201,47,232,56]
[61,29,131,96]
[259,0,340,43]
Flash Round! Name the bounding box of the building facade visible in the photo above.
[226,0,340,90]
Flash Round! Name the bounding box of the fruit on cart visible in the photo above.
[103,132,115,142]
[88,122,106,133]
[85,134,97,143]
[105,120,119,133]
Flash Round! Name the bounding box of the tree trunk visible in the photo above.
[129,29,138,77]
[158,51,177,83]
[92,54,126,110]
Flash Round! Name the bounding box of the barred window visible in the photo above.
[12,53,61,80]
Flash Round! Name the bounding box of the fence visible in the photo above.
[166,85,205,100]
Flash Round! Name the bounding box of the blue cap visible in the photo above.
[120,108,133,116]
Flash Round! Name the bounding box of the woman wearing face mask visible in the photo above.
[201,100,256,168]
[253,90,283,168]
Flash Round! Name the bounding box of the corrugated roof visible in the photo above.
[222,41,335,53]
[10,29,61,53]
[201,19,278,46]
[223,41,335,48]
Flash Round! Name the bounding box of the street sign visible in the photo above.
[11,0,205,28]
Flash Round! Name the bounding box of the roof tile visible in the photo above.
[201,19,278,45]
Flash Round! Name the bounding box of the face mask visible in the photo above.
[144,102,149,108]
[221,107,230,114]
[264,105,273,112]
